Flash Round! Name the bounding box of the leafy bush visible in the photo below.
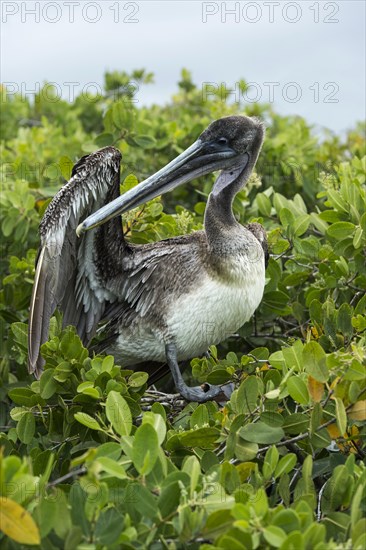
[0,70,365,549]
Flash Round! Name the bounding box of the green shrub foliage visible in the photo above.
[0,71,365,549]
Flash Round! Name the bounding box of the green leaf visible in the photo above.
[74,412,102,431]
[287,377,309,405]
[203,509,233,539]
[239,422,284,444]
[319,210,345,223]
[96,457,127,480]
[251,347,270,360]
[94,442,121,460]
[151,402,167,421]
[263,526,286,547]
[310,212,328,234]
[142,411,166,445]
[122,173,138,190]
[310,427,331,449]
[77,381,96,393]
[322,511,350,539]
[269,350,285,369]
[53,361,73,382]
[303,523,326,547]
[129,484,158,520]
[272,509,300,533]
[158,481,181,519]
[309,402,322,434]
[262,291,290,314]
[252,487,269,518]
[36,496,59,538]
[236,376,258,414]
[355,293,366,315]
[10,407,28,421]
[128,371,149,388]
[112,102,134,129]
[282,413,308,434]
[309,299,322,324]
[256,193,272,216]
[351,485,364,528]
[327,221,355,240]
[34,451,54,481]
[8,388,42,407]
[282,340,304,370]
[190,404,210,428]
[16,412,35,444]
[132,423,159,475]
[326,189,348,212]
[94,133,114,147]
[130,134,157,149]
[352,314,366,332]
[106,391,132,436]
[94,508,123,546]
[182,455,201,496]
[39,369,58,399]
[59,156,73,180]
[260,411,284,427]
[69,484,91,537]
[273,193,288,214]
[302,342,328,382]
[207,368,232,385]
[234,438,259,461]
[274,454,297,478]
[337,303,353,337]
[282,271,310,287]
[334,397,347,435]
[279,207,295,228]
[292,214,310,237]
[59,330,87,361]
[279,531,304,550]
[102,355,114,372]
[169,427,220,449]
[321,466,351,513]
[353,226,363,248]
[263,445,279,480]
[344,359,366,381]
[11,322,28,348]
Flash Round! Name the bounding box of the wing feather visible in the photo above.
[103,233,207,325]
[28,146,122,376]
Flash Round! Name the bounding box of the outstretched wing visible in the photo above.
[28,146,122,376]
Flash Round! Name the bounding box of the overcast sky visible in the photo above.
[1,1,365,134]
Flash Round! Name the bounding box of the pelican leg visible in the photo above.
[165,343,232,403]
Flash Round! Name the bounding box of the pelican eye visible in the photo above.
[217,137,228,145]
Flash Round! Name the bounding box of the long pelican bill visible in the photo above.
[76,138,239,235]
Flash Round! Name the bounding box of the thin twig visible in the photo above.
[317,480,328,521]
[47,467,87,487]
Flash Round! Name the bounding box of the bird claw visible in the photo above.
[166,342,234,403]
[177,382,234,403]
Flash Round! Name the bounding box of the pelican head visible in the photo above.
[77,115,264,235]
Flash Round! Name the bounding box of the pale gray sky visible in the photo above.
[1,0,365,134]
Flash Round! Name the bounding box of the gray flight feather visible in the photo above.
[28,147,122,375]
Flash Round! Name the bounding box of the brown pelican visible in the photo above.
[28,115,267,402]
